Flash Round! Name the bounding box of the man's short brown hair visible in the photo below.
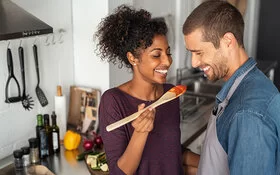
[183,1,244,48]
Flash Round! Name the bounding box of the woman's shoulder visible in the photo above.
[101,87,124,100]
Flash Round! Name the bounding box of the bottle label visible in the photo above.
[30,148,40,164]
[22,154,30,166]
[52,132,59,149]
[39,129,49,156]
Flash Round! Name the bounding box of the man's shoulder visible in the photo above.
[266,93,280,122]
[237,69,279,106]
[220,72,280,131]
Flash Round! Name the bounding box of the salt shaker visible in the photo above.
[21,146,30,166]
[28,138,40,164]
[13,149,23,170]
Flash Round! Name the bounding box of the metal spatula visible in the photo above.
[33,44,48,107]
[106,85,187,132]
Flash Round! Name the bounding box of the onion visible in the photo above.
[94,136,103,145]
[83,140,94,151]
[90,131,103,149]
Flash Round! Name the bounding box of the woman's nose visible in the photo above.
[162,54,172,66]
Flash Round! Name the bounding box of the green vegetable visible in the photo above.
[76,150,100,161]
[100,163,109,172]
[86,151,108,171]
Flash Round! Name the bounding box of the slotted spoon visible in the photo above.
[19,46,34,110]
[106,85,187,132]
[33,44,48,107]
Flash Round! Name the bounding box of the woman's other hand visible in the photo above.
[132,103,156,133]
[182,149,200,175]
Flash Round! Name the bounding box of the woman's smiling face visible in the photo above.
[133,34,172,84]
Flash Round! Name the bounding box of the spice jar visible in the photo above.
[28,138,40,164]
[13,149,23,170]
[21,146,30,166]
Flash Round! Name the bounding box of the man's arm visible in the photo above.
[228,111,277,174]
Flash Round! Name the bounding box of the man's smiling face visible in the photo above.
[184,28,229,81]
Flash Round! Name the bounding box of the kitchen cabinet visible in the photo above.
[0,0,53,40]
[257,0,280,89]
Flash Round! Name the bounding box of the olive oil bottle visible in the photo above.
[36,114,48,158]
[44,114,53,155]
[51,111,60,153]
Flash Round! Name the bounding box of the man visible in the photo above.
[182,1,280,174]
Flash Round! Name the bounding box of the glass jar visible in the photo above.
[13,149,23,171]
[28,138,40,164]
[21,146,30,166]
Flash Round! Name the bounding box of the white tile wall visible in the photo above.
[0,0,75,159]
[0,0,111,160]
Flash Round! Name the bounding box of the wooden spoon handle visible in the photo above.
[105,85,187,132]
[106,110,142,132]
[106,92,177,132]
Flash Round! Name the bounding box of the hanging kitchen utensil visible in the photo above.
[5,48,21,103]
[19,46,34,110]
[33,44,48,107]
[106,85,187,132]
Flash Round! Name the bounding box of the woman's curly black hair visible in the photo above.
[95,5,168,69]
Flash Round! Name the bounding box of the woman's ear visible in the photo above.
[127,52,137,66]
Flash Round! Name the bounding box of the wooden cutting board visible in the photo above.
[86,168,109,175]
[84,155,109,175]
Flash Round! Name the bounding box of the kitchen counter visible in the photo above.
[180,100,213,148]
[0,146,93,175]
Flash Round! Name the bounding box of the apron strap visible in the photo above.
[216,63,256,117]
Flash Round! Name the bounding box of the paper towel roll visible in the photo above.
[55,95,67,140]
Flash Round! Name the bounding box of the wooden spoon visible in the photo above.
[106,85,187,132]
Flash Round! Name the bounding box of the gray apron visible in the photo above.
[197,63,256,175]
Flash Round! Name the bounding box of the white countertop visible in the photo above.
[0,147,90,175]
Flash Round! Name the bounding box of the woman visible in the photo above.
[95,5,184,175]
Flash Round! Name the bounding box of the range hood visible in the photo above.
[0,0,53,41]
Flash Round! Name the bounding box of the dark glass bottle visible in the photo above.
[51,111,60,153]
[36,114,49,158]
[44,114,53,155]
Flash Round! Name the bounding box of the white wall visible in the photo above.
[109,0,133,88]
[243,0,260,58]
[0,0,74,160]
[72,0,109,92]
[0,0,110,160]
